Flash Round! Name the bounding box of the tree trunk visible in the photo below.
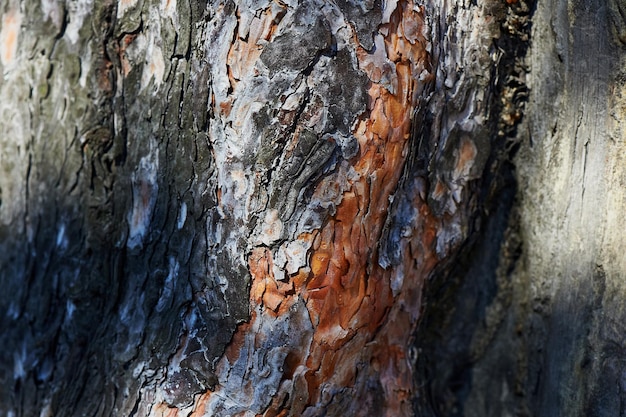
[0,0,623,416]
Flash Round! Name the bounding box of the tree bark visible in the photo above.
[0,0,623,416]
[416,1,626,416]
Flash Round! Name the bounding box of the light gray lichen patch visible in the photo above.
[209,300,314,415]
[127,146,159,249]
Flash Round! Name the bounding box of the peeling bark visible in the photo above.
[1,0,624,416]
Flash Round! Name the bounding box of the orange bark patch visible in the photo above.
[119,33,138,76]
[162,0,175,13]
[223,315,254,364]
[289,2,437,413]
[227,5,284,87]
[454,136,478,179]
[196,1,443,415]
[249,247,299,317]
[188,392,211,417]
[151,403,180,417]
[0,9,21,67]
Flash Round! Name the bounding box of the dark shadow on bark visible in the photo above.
[411,0,535,415]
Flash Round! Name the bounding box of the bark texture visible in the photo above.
[0,0,623,416]
[417,1,626,416]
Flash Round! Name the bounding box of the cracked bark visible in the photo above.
[1,0,625,416]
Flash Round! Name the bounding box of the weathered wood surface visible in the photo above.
[1,0,624,416]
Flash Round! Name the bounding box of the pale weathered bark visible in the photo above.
[1,0,624,416]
